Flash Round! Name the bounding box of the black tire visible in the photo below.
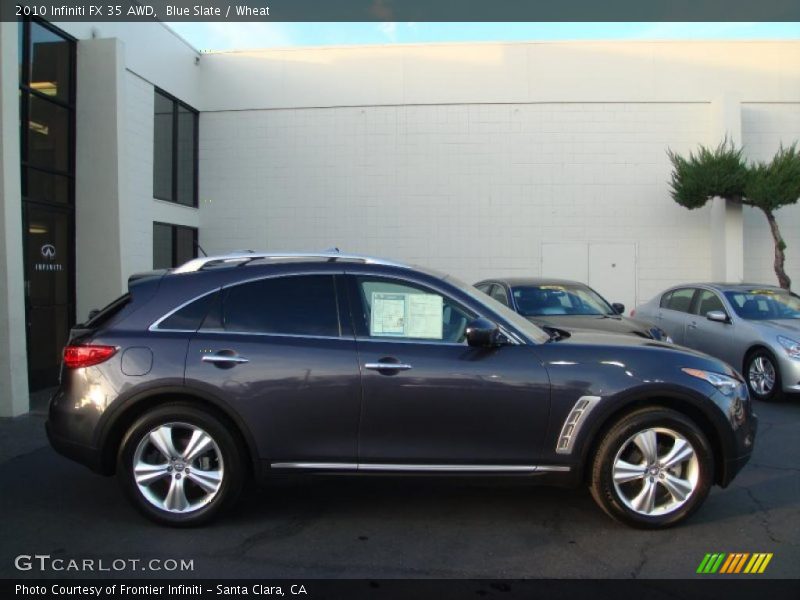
[589,407,714,529]
[744,349,784,403]
[117,403,245,526]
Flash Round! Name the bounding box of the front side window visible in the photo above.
[153,89,197,207]
[222,275,340,337]
[153,222,198,269]
[725,289,800,320]
[353,277,473,343]
[694,290,726,316]
[489,285,510,307]
[663,288,696,313]
[511,284,614,317]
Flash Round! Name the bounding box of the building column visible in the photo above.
[0,22,30,416]
[709,94,744,283]
[75,38,128,320]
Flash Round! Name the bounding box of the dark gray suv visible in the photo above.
[47,252,757,528]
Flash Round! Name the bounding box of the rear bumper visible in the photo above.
[45,419,105,473]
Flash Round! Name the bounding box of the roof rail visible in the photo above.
[171,250,409,274]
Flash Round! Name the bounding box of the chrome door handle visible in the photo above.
[688,322,697,329]
[202,355,250,365]
[365,362,413,371]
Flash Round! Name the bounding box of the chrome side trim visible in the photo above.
[199,330,345,341]
[270,462,571,473]
[556,395,602,455]
[271,462,358,470]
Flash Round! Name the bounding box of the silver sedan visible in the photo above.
[634,283,800,402]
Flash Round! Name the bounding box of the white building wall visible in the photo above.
[198,41,800,302]
[200,102,712,302]
[742,103,800,287]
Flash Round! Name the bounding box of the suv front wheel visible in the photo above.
[117,403,245,526]
[589,407,713,529]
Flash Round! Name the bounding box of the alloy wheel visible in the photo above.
[748,356,776,396]
[132,422,224,513]
[612,427,699,517]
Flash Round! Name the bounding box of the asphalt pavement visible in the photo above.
[0,400,797,579]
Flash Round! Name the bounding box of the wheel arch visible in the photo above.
[742,343,775,375]
[96,385,260,478]
[576,391,728,487]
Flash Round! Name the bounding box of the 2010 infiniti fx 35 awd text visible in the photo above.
[47,252,757,528]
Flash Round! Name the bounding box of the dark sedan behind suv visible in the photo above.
[475,278,671,342]
[48,252,756,528]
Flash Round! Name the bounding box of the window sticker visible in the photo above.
[370,292,443,339]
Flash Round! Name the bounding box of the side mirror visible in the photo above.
[706,310,730,323]
[465,318,504,348]
[611,303,625,315]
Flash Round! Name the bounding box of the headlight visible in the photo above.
[681,368,742,396]
[777,336,800,360]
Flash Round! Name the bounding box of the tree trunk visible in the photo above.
[763,209,792,290]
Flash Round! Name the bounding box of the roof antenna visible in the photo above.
[325,247,341,253]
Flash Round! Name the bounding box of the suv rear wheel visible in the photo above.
[589,407,713,528]
[117,403,245,526]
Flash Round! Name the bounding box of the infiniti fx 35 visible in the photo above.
[47,252,757,528]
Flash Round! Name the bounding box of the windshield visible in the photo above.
[443,275,551,343]
[511,284,615,317]
[724,289,800,320]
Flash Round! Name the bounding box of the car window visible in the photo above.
[475,283,491,294]
[354,277,474,343]
[724,288,800,320]
[221,275,340,336]
[159,290,219,331]
[511,284,614,316]
[693,290,725,316]
[663,288,695,313]
[489,285,510,307]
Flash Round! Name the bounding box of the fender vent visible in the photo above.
[556,396,601,454]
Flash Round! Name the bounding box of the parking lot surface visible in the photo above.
[0,400,797,579]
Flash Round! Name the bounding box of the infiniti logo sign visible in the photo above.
[35,244,62,272]
[41,244,56,260]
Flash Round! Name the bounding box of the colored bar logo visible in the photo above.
[697,553,773,574]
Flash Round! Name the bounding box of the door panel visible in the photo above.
[186,334,362,463]
[183,274,362,463]
[347,274,551,465]
[685,290,735,364]
[357,340,551,463]
[588,243,637,314]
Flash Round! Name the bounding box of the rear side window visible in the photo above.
[158,291,219,331]
[222,275,340,337]
[662,288,695,313]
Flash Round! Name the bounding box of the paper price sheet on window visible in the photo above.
[370,292,443,339]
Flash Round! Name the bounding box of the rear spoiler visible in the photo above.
[128,269,169,285]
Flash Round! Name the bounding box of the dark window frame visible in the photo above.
[19,18,78,390]
[153,87,199,208]
[152,221,198,269]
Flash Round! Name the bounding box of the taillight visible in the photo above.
[63,345,118,369]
